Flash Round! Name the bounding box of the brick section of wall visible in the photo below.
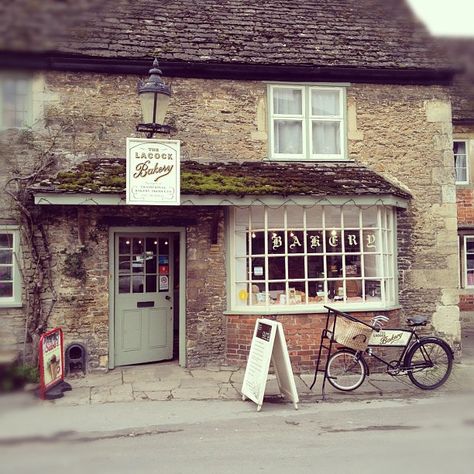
[459,294,474,311]
[226,311,400,373]
[457,188,474,225]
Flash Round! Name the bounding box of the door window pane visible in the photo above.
[119,276,130,294]
[146,275,157,293]
[119,237,131,255]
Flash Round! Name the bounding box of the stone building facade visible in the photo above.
[0,0,462,372]
[439,39,474,321]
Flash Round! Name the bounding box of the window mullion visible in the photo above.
[303,207,308,304]
[264,207,269,306]
[377,207,386,304]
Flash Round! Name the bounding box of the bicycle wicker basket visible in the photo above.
[332,316,373,351]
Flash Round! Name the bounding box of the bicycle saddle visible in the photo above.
[406,316,428,326]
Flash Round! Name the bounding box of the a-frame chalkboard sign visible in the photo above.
[241,319,299,412]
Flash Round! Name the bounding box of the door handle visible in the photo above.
[165,295,171,301]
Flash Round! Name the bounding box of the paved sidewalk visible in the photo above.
[30,324,472,406]
[2,323,473,409]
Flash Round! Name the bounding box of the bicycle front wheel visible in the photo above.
[405,339,453,390]
[326,349,367,391]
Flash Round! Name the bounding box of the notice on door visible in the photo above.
[241,319,299,412]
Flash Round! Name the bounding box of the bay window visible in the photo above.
[269,84,346,160]
[230,205,396,311]
[0,228,21,307]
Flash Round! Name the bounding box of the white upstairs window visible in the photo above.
[269,85,346,161]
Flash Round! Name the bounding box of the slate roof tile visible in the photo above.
[32,158,411,200]
[437,38,474,121]
[0,0,453,72]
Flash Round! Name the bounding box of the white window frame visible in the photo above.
[464,235,474,288]
[228,205,397,313]
[0,72,33,130]
[0,226,22,307]
[268,84,346,161]
[454,140,469,185]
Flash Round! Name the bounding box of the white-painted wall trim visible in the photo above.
[35,192,409,208]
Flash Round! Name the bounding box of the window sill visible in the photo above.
[0,302,23,309]
[265,157,353,163]
[224,303,401,316]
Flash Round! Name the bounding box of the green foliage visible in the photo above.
[63,247,88,282]
[0,363,39,392]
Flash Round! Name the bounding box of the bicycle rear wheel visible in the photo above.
[405,339,453,390]
[326,349,367,391]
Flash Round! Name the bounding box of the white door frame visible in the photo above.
[108,226,187,369]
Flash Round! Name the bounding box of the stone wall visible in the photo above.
[31,204,226,370]
[0,70,461,366]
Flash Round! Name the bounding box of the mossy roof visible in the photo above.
[32,158,411,200]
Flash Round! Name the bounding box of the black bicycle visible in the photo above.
[311,306,454,393]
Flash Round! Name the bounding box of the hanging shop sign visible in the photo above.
[126,138,180,206]
[241,319,299,412]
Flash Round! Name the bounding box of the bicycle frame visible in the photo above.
[310,306,444,397]
[365,327,419,374]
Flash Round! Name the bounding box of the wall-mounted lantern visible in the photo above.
[136,58,172,137]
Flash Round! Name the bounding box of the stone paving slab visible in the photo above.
[131,380,181,392]
[90,383,134,404]
[69,371,123,388]
[141,390,174,401]
[172,387,221,400]
[189,368,236,382]
[53,387,91,406]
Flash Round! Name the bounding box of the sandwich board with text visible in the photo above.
[241,319,299,412]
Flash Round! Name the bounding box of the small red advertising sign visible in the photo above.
[38,328,64,399]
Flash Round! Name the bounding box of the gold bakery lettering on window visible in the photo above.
[232,205,394,309]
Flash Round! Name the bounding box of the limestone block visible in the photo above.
[430,203,457,219]
[347,98,364,141]
[441,184,457,204]
[432,305,461,338]
[256,98,267,132]
[425,100,452,123]
[408,269,458,289]
[250,131,267,141]
[431,167,454,186]
[441,288,459,306]
[99,355,108,368]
